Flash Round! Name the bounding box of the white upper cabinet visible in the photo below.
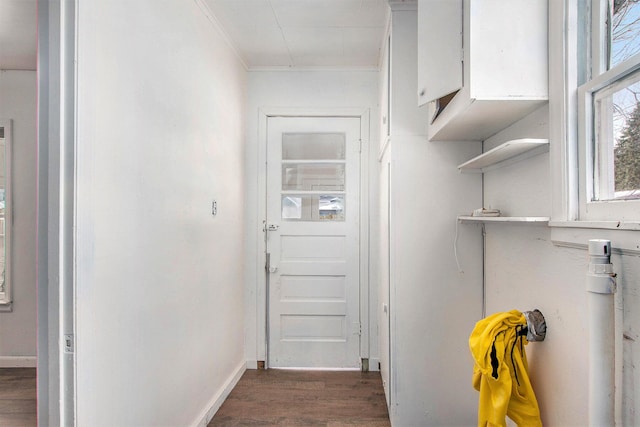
[417,0,548,141]
[417,0,463,103]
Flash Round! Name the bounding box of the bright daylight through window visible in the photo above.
[593,0,640,202]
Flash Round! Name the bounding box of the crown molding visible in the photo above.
[248,65,379,72]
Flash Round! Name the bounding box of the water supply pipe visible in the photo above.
[587,239,617,427]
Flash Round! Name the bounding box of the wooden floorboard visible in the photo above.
[0,367,391,426]
[0,368,36,427]
[209,370,391,427]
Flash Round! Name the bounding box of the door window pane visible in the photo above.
[282,133,345,160]
[282,195,345,221]
[282,163,345,191]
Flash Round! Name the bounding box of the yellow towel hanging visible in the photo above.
[469,310,542,427]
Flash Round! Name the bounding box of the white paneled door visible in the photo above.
[266,116,361,369]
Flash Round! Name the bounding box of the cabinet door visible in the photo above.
[417,0,463,106]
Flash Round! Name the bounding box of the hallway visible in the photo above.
[209,370,390,426]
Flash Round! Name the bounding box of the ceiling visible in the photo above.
[0,0,390,71]
[203,0,390,69]
[0,0,37,70]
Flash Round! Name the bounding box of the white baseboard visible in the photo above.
[192,360,246,427]
[0,356,37,368]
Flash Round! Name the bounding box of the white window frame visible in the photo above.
[0,119,12,311]
[577,0,640,223]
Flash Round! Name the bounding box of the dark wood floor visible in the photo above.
[0,368,37,427]
[209,369,391,427]
[0,368,391,427]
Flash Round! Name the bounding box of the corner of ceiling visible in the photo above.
[192,0,250,71]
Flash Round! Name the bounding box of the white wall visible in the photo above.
[75,1,246,425]
[483,101,640,424]
[382,9,484,425]
[244,70,380,367]
[0,70,37,366]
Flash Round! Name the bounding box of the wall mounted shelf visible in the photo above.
[457,215,549,224]
[457,138,549,173]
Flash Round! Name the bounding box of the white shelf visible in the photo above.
[458,215,550,224]
[457,138,549,173]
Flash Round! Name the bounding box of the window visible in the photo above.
[280,133,347,222]
[579,0,640,220]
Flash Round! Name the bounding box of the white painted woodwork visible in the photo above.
[417,0,462,105]
[267,116,361,369]
[75,1,246,425]
[418,0,548,141]
[380,8,483,425]
[244,71,379,373]
[0,71,37,363]
[457,138,550,173]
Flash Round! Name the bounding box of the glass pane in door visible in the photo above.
[281,194,345,221]
[282,133,345,160]
[282,163,345,191]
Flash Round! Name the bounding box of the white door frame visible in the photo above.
[37,0,77,424]
[255,107,371,368]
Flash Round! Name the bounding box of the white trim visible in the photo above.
[360,110,371,361]
[248,66,380,73]
[578,54,640,221]
[0,356,37,368]
[255,107,372,368]
[192,361,246,427]
[549,0,580,222]
[0,119,12,308]
[37,0,78,424]
[258,107,372,119]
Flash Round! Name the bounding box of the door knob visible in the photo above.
[269,266,278,273]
